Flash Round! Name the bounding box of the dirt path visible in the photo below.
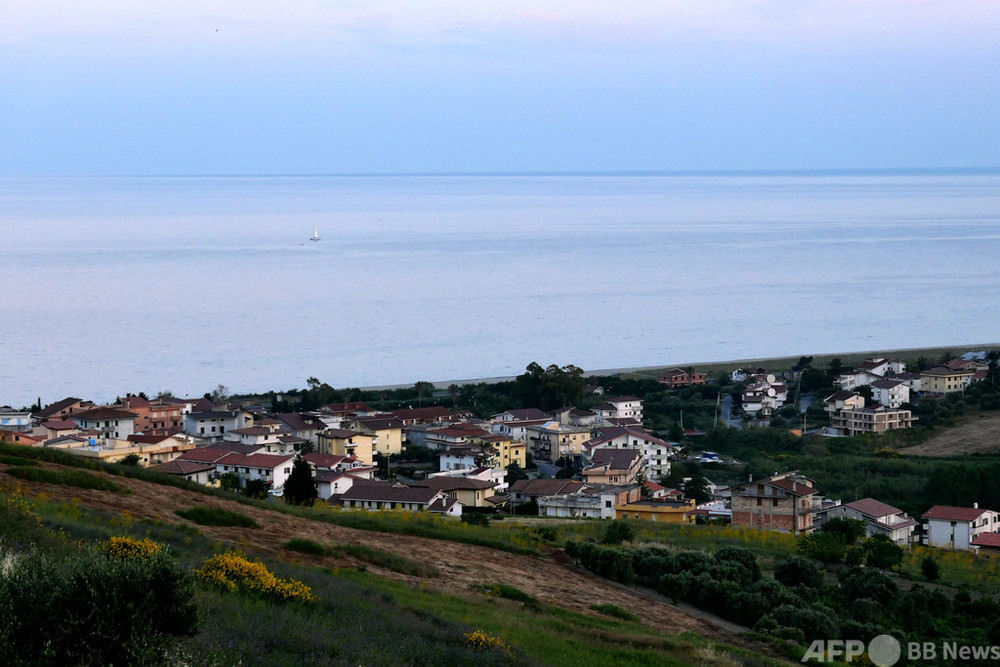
[9,463,765,652]
[902,412,1000,456]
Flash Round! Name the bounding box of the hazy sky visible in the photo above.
[2,1,998,174]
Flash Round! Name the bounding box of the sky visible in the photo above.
[1,1,998,175]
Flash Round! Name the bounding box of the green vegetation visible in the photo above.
[590,602,641,622]
[0,455,39,467]
[175,506,259,528]
[283,537,331,556]
[332,543,441,578]
[473,582,541,610]
[281,459,317,506]
[4,466,130,494]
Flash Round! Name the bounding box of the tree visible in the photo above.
[921,555,941,581]
[819,518,867,545]
[218,472,240,491]
[448,384,460,407]
[119,453,141,467]
[798,531,846,565]
[210,384,230,403]
[243,479,268,499]
[283,459,318,506]
[413,381,435,407]
[505,462,529,484]
[862,535,903,570]
[682,475,712,504]
[602,520,634,545]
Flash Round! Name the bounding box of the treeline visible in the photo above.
[566,535,1000,650]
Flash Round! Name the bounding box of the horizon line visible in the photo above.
[3,166,1000,179]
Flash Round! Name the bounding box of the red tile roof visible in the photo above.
[922,505,989,522]
[770,478,817,496]
[845,498,903,519]
[972,533,1000,548]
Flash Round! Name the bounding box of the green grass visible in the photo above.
[333,543,440,578]
[283,538,330,556]
[590,603,641,622]
[0,455,40,467]
[4,466,130,494]
[175,506,258,528]
[473,582,540,609]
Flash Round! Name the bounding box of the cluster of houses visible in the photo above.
[821,355,990,436]
[3,352,998,553]
[728,471,1000,554]
[0,393,698,522]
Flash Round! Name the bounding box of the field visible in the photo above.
[0,452,786,665]
[901,411,1000,456]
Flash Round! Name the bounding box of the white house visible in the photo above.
[184,410,251,442]
[741,374,788,417]
[69,407,138,442]
[922,504,1000,550]
[869,379,910,409]
[592,397,643,421]
[816,498,918,545]
[583,426,674,480]
[214,452,295,491]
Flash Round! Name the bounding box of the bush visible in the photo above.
[921,555,941,581]
[333,543,440,578]
[0,456,39,467]
[774,556,824,589]
[195,551,316,603]
[0,542,197,666]
[4,466,129,494]
[474,583,540,610]
[175,506,258,528]
[589,603,640,622]
[601,519,634,545]
[461,512,490,527]
[283,538,330,556]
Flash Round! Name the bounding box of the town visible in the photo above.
[3,351,997,552]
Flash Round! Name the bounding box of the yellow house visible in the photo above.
[471,434,526,469]
[616,499,697,523]
[524,422,591,464]
[412,476,497,508]
[921,366,975,393]
[347,417,404,456]
[317,428,375,466]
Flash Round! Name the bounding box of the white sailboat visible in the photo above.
[310,224,321,242]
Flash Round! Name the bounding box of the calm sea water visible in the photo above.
[2,172,999,408]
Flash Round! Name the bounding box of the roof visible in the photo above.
[187,411,236,420]
[845,498,903,519]
[229,427,278,436]
[870,379,905,389]
[177,447,233,463]
[922,505,990,522]
[825,390,859,402]
[127,433,186,445]
[972,533,1000,548]
[588,448,643,471]
[43,420,78,430]
[429,425,489,438]
[212,442,263,455]
[322,402,374,413]
[510,478,585,497]
[149,460,216,475]
[321,428,371,440]
[337,483,443,504]
[351,416,405,431]
[412,477,496,492]
[275,413,321,432]
[303,453,353,468]
[770,478,817,496]
[922,365,974,377]
[390,406,455,421]
[493,408,551,421]
[72,407,138,421]
[35,397,84,419]
[218,453,294,469]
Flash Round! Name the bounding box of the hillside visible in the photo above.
[1,455,786,665]
[900,411,1000,457]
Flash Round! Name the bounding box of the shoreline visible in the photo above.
[359,342,1000,392]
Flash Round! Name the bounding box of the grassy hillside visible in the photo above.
[0,446,782,666]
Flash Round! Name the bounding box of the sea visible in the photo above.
[2,171,999,408]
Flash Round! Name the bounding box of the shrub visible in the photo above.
[475,583,540,610]
[333,543,440,578]
[712,547,761,583]
[175,506,258,528]
[775,556,824,589]
[283,538,330,556]
[99,536,162,561]
[0,456,39,467]
[589,603,640,622]
[195,551,316,603]
[462,630,514,657]
[601,519,634,545]
[4,466,129,494]
[0,544,197,666]
[461,512,490,527]
[921,555,941,581]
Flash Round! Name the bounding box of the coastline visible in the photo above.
[360,342,1000,392]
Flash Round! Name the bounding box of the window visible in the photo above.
[605,500,612,508]
[772,498,778,507]
[756,498,762,506]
